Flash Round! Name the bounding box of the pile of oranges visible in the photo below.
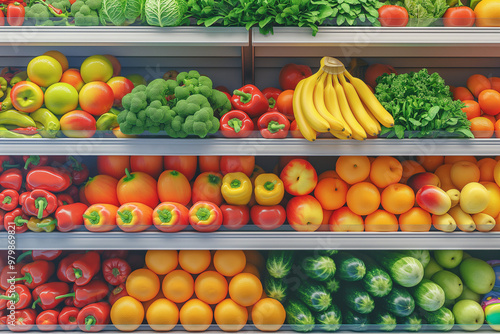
[110,250,286,332]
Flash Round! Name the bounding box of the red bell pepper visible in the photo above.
[0,284,31,309]
[64,184,80,202]
[102,258,130,286]
[116,202,153,232]
[188,201,223,232]
[37,203,88,232]
[23,189,58,219]
[258,111,290,139]
[57,193,74,206]
[67,157,89,186]
[4,208,28,233]
[0,156,19,173]
[250,204,286,230]
[0,315,6,331]
[0,168,22,191]
[14,260,55,289]
[32,282,70,310]
[36,310,59,332]
[77,302,110,332]
[219,110,254,138]
[59,306,80,331]
[83,204,118,232]
[17,250,62,263]
[262,87,283,113]
[0,290,6,310]
[18,192,29,207]
[55,280,109,308]
[0,189,18,211]
[0,263,23,290]
[57,253,83,282]
[6,2,24,26]
[108,284,128,306]
[8,308,36,332]
[26,166,72,193]
[102,250,128,260]
[231,84,269,118]
[65,251,101,286]
[23,155,48,170]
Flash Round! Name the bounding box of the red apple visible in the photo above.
[220,156,255,177]
[364,64,397,88]
[279,64,313,91]
[107,76,134,108]
[280,159,318,196]
[406,172,441,193]
[79,81,114,116]
[286,195,323,232]
[60,68,84,92]
[329,206,364,232]
[60,110,96,138]
[10,81,44,113]
[416,185,452,215]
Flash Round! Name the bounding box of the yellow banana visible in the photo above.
[344,70,395,128]
[292,79,317,142]
[324,74,352,138]
[332,74,366,141]
[362,100,381,134]
[300,72,331,133]
[339,73,379,137]
[313,73,345,133]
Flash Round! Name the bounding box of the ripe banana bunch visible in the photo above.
[292,57,394,142]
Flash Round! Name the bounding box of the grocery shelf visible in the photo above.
[1,137,500,156]
[0,27,249,46]
[3,231,499,250]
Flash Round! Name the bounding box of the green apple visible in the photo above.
[452,300,485,331]
[434,250,463,269]
[126,74,147,87]
[460,258,496,294]
[431,270,464,300]
[44,82,79,115]
[456,285,481,303]
[80,55,113,83]
[424,258,443,280]
[27,55,62,87]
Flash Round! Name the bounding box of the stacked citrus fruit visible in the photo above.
[110,250,286,332]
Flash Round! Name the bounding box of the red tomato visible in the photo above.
[378,5,409,27]
[199,156,221,173]
[117,170,159,208]
[276,90,294,120]
[192,172,223,206]
[163,156,197,181]
[97,156,130,180]
[443,6,475,27]
[220,156,255,177]
[279,64,313,91]
[221,205,250,230]
[157,170,191,206]
[364,64,397,89]
[85,175,120,206]
[250,205,286,230]
[130,156,163,179]
[60,110,96,138]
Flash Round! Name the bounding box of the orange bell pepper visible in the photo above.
[116,202,153,232]
[152,202,189,233]
[83,204,118,232]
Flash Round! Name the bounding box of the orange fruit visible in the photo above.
[416,156,445,173]
[329,207,364,232]
[450,161,480,190]
[180,299,213,332]
[314,177,349,210]
[229,273,263,307]
[495,119,500,138]
[444,156,477,164]
[479,89,500,115]
[252,298,286,332]
[318,170,340,181]
[214,299,248,332]
[213,250,246,277]
[369,156,403,188]
[346,182,380,216]
[478,158,497,182]
[381,183,415,215]
[470,116,494,138]
[146,298,179,331]
[400,160,426,183]
[179,250,211,274]
[336,156,371,184]
[493,213,500,231]
[481,182,500,218]
[365,210,398,232]
[399,207,432,232]
[142,290,165,313]
[126,269,160,302]
[434,164,455,191]
[319,209,333,231]
[111,296,145,332]
[43,50,69,72]
[461,100,481,120]
[242,263,261,279]
[145,250,178,275]
[243,250,265,272]
[195,271,228,305]
[162,270,194,303]
[467,74,492,98]
[453,86,474,101]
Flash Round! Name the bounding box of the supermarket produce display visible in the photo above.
[0,249,499,331]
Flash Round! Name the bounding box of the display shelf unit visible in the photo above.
[4,231,500,250]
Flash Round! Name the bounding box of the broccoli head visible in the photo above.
[46,0,71,11]
[168,94,220,138]
[144,100,176,133]
[70,0,101,25]
[117,110,144,135]
[145,79,170,105]
[121,85,148,114]
[25,3,51,25]
[209,89,232,116]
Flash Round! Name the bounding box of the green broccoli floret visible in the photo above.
[165,115,188,138]
[46,0,71,11]
[117,110,144,135]
[85,0,102,11]
[145,79,170,105]
[121,86,148,114]
[70,0,85,13]
[174,86,190,100]
[209,89,232,116]
[78,4,91,15]
[182,107,218,138]
[74,9,99,25]
[25,3,51,25]
[174,94,211,118]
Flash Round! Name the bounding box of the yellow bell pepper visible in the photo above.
[221,172,252,205]
[254,173,285,206]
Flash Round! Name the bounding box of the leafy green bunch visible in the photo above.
[324,0,382,26]
[375,69,472,139]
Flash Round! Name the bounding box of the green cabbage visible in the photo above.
[145,0,188,27]
[99,0,144,25]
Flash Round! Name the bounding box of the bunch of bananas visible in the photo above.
[293,57,395,141]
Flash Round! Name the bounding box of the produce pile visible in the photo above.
[1,154,500,233]
[1,249,499,331]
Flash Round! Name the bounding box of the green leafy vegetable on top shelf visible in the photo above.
[375,69,473,139]
[99,0,144,25]
[388,0,448,26]
[117,70,228,138]
[145,0,189,27]
[324,0,382,26]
